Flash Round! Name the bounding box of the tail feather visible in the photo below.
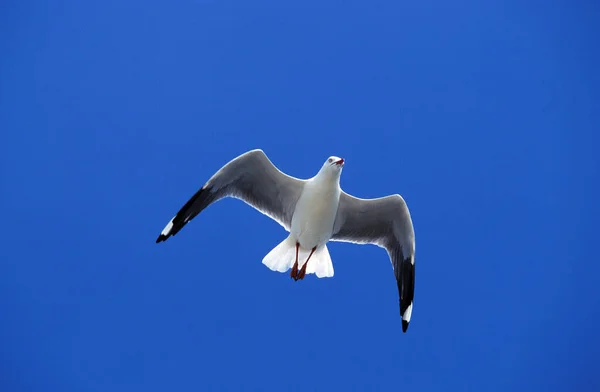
[262,236,334,278]
[306,245,334,278]
[262,236,297,273]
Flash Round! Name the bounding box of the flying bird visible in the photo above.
[156,149,416,332]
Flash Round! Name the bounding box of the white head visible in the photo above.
[317,155,345,179]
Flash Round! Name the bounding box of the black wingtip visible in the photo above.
[397,255,415,334]
[402,320,409,333]
[155,185,215,245]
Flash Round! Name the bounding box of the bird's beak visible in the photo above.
[335,158,345,166]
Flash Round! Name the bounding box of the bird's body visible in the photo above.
[261,157,344,279]
[291,164,341,250]
[156,149,416,332]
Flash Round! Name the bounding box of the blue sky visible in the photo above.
[1,0,599,391]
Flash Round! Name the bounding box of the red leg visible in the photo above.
[297,246,317,280]
[290,242,300,281]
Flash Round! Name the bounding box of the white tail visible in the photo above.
[262,235,334,278]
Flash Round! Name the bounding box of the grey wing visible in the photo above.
[331,192,416,332]
[156,149,305,243]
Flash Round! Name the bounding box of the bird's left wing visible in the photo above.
[331,192,416,332]
[156,149,306,243]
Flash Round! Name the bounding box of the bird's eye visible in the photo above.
[328,158,333,163]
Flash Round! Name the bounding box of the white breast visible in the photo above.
[290,177,341,249]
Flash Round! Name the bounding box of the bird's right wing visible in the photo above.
[331,192,416,332]
[156,149,306,243]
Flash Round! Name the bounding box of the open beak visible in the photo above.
[335,158,345,166]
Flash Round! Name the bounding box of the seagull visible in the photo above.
[156,149,416,332]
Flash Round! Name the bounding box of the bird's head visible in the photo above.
[318,155,345,178]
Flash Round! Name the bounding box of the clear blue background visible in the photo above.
[1,1,598,391]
